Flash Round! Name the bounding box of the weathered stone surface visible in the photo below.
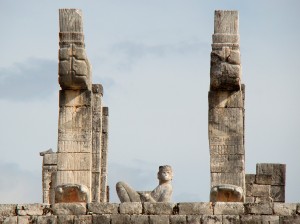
[57,153,91,171]
[212,34,239,44]
[56,171,91,192]
[111,214,130,224]
[210,173,245,193]
[256,164,286,186]
[245,197,254,203]
[178,203,213,215]
[17,216,30,224]
[17,204,50,216]
[57,215,74,224]
[244,203,273,215]
[214,10,239,34]
[214,202,244,215]
[208,91,243,109]
[2,216,17,224]
[250,184,270,197]
[271,186,285,202]
[59,90,92,107]
[273,203,297,216]
[170,215,187,224]
[240,215,262,224]
[119,202,142,215]
[130,215,149,224]
[297,203,300,214]
[144,202,175,215]
[255,174,272,185]
[55,184,89,203]
[245,174,255,185]
[279,216,300,224]
[210,155,244,173]
[149,215,169,224]
[210,145,244,156]
[92,214,111,224]
[187,215,201,224]
[202,215,222,224]
[261,215,279,224]
[254,197,272,203]
[37,216,58,224]
[43,154,58,165]
[0,204,17,219]
[210,184,243,202]
[52,203,86,215]
[87,203,118,214]
[222,215,240,224]
[73,215,92,224]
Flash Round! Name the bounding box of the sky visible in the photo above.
[0,0,299,203]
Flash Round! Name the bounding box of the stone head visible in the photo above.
[157,165,173,181]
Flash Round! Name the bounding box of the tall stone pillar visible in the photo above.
[56,9,93,203]
[208,10,245,202]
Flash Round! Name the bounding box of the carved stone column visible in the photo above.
[56,9,93,203]
[209,10,245,202]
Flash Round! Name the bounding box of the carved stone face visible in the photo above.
[157,166,173,181]
[59,44,91,90]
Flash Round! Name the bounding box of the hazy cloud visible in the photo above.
[0,58,57,101]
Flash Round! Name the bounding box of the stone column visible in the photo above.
[56,9,93,203]
[100,107,109,202]
[208,10,245,202]
[91,84,103,202]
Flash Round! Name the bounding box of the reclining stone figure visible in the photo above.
[116,165,173,202]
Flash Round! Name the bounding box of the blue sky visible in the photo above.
[0,0,299,203]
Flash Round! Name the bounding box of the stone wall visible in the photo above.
[1,202,300,223]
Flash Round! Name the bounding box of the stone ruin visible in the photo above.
[0,9,299,224]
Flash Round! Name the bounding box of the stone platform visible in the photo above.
[1,202,300,223]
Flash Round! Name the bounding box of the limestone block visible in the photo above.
[73,215,92,224]
[92,153,100,172]
[149,215,169,224]
[37,216,58,224]
[210,184,243,202]
[222,215,240,224]
[17,216,30,224]
[240,215,262,223]
[245,197,254,203]
[59,90,91,107]
[17,204,50,216]
[186,215,201,224]
[250,184,270,197]
[212,34,239,44]
[111,214,130,224]
[57,215,74,224]
[0,204,17,219]
[144,202,175,215]
[256,164,286,186]
[212,43,239,51]
[55,184,89,203]
[210,145,244,156]
[245,174,255,185]
[170,215,187,224]
[271,186,285,202]
[92,113,102,133]
[201,215,222,224]
[209,108,244,138]
[56,171,91,188]
[91,172,100,203]
[178,202,213,215]
[279,216,300,224]
[214,10,239,34]
[57,153,91,171]
[92,84,103,96]
[244,203,273,215]
[102,116,109,134]
[92,215,111,224]
[2,216,17,224]
[255,174,272,185]
[214,202,244,215]
[211,172,245,188]
[261,215,279,224]
[119,202,142,215]
[210,155,244,173]
[130,215,149,224]
[52,203,86,215]
[87,203,118,214]
[43,154,58,165]
[209,91,243,109]
[273,203,297,216]
[254,197,272,203]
